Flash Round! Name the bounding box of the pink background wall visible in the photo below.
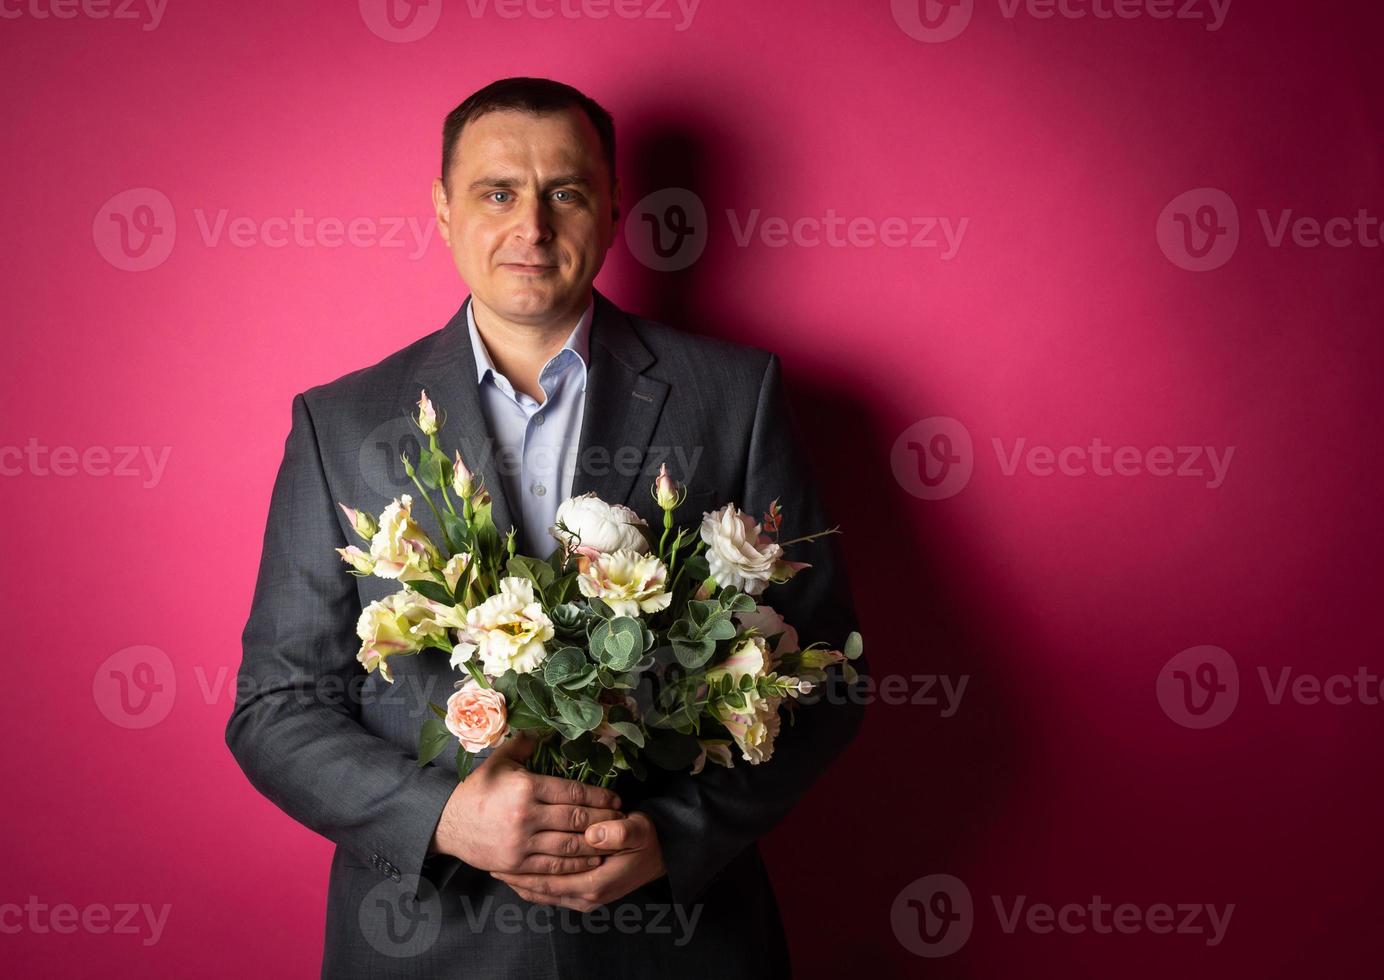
[4,0,1382,975]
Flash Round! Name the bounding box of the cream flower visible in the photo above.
[713,689,784,765]
[733,604,799,661]
[355,590,458,683]
[550,492,650,555]
[441,552,473,596]
[576,549,672,617]
[708,635,769,684]
[416,389,438,435]
[336,545,375,575]
[368,495,441,582]
[452,576,554,676]
[699,504,808,596]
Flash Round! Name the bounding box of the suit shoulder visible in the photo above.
[297,326,443,410]
[628,313,775,379]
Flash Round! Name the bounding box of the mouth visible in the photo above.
[501,262,558,274]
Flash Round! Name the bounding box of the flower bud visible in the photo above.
[337,502,378,541]
[452,450,474,498]
[416,389,438,436]
[651,462,681,510]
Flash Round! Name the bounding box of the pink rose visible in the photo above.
[444,680,509,752]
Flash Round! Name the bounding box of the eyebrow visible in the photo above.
[467,175,593,192]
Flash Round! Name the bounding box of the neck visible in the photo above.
[471,293,589,403]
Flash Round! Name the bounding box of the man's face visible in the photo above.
[432,107,619,326]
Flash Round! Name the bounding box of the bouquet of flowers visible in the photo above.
[335,391,863,786]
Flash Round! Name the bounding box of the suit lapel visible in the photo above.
[571,289,669,508]
[405,288,668,546]
[407,294,518,539]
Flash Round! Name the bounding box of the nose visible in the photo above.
[512,195,554,247]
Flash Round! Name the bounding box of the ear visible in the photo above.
[431,177,452,245]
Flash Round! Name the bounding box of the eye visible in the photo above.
[489,191,511,204]
[552,189,579,203]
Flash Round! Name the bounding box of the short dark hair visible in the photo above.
[440,77,616,193]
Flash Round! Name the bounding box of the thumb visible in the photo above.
[585,812,651,851]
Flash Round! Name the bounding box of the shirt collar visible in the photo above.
[466,295,594,390]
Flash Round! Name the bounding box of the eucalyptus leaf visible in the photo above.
[608,721,645,747]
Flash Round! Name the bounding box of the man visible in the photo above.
[226,77,867,979]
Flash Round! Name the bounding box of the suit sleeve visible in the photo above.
[225,392,465,892]
[634,352,870,906]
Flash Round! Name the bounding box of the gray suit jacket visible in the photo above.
[225,288,867,978]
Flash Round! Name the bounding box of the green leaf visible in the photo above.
[586,741,615,776]
[507,703,548,732]
[456,745,475,779]
[428,701,447,720]
[507,555,555,591]
[442,512,469,555]
[555,666,598,691]
[516,672,555,721]
[701,614,737,642]
[608,721,645,747]
[406,579,455,605]
[543,647,589,687]
[672,636,715,670]
[642,728,702,770]
[844,631,864,660]
[561,735,593,763]
[417,717,451,768]
[720,589,756,613]
[554,694,603,733]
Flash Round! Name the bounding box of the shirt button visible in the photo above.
[533,413,545,426]
[532,483,546,497]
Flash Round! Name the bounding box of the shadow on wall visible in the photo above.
[609,108,1035,977]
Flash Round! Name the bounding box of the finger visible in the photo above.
[584,813,650,851]
[491,868,596,901]
[529,804,624,834]
[527,830,606,859]
[511,853,603,875]
[508,884,592,912]
[528,773,621,810]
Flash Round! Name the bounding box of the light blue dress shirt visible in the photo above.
[467,296,593,558]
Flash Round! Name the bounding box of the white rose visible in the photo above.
[699,504,783,596]
[550,492,650,554]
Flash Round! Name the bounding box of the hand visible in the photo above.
[429,732,624,875]
[490,810,667,912]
